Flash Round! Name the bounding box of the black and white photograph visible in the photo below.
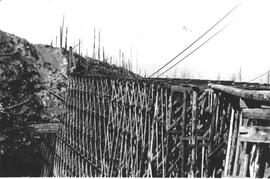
[1,0,270,177]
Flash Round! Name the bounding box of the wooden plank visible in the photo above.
[228,110,239,176]
[239,126,270,143]
[240,154,250,177]
[242,108,270,120]
[180,136,206,141]
[224,108,235,177]
[232,111,243,176]
[28,123,60,134]
[209,84,270,103]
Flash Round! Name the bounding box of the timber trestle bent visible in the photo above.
[40,75,270,177]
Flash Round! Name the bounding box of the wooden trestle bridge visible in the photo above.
[40,74,270,177]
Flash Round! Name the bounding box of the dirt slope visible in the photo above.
[0,29,139,176]
[0,30,45,176]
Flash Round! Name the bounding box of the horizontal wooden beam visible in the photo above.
[209,84,270,102]
[181,136,206,141]
[187,143,208,149]
[242,108,270,120]
[0,123,60,142]
[28,123,60,134]
[239,126,270,143]
[171,85,192,92]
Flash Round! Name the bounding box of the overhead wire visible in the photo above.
[157,23,230,78]
[148,2,241,78]
[73,41,82,49]
[249,70,270,83]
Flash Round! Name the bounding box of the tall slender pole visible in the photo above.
[239,67,242,82]
[78,39,81,55]
[60,26,62,49]
[103,47,105,62]
[267,69,270,84]
[65,27,68,50]
[56,36,58,47]
[93,28,96,58]
[98,30,101,60]
[60,15,65,50]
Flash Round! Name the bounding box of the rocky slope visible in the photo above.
[0,30,45,176]
[0,29,139,176]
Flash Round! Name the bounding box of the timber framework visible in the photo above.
[39,71,270,177]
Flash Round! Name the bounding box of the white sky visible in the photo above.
[0,0,270,82]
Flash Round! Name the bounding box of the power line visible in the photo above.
[157,23,230,78]
[148,2,241,78]
[73,40,82,49]
[249,70,270,83]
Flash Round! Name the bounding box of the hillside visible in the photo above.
[0,30,45,176]
[0,29,138,176]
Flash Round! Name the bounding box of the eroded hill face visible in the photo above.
[0,31,67,176]
[0,30,45,176]
[0,29,140,176]
[34,44,67,121]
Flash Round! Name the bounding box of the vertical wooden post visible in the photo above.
[207,92,217,177]
[201,140,205,177]
[228,110,239,175]
[181,91,187,177]
[224,108,235,176]
[161,87,165,177]
[232,110,243,176]
[68,46,73,75]
[191,90,197,177]
[165,88,172,177]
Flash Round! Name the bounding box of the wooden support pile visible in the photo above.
[41,75,217,177]
[47,76,174,177]
[40,79,270,177]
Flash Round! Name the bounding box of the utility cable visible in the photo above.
[148,2,241,78]
[249,70,270,83]
[157,23,230,78]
